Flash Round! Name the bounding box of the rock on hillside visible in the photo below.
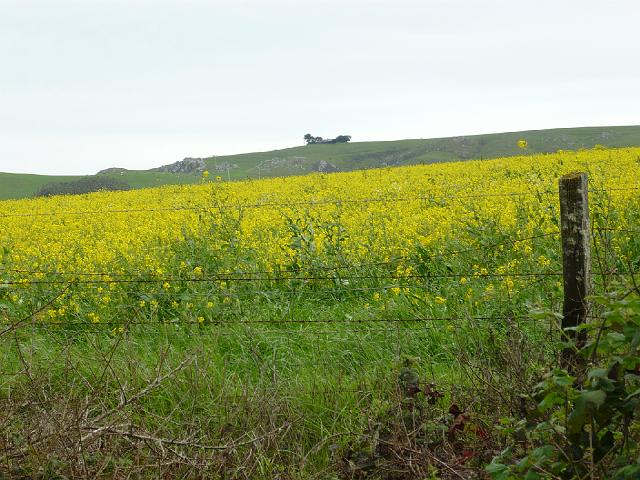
[312,160,339,173]
[253,156,338,174]
[97,167,128,175]
[151,157,207,174]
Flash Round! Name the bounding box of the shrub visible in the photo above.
[35,176,130,197]
[487,292,640,480]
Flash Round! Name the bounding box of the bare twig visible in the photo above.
[81,422,290,451]
[80,354,196,444]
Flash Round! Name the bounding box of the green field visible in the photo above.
[1,146,639,478]
[0,171,199,201]
[2,125,640,200]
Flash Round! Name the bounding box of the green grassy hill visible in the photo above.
[2,125,639,200]
[208,125,640,179]
[0,171,200,201]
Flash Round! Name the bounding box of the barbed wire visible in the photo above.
[590,186,640,193]
[77,279,555,300]
[0,232,560,279]
[593,227,640,235]
[4,266,631,289]
[0,270,565,286]
[7,271,640,288]
[3,313,531,331]
[0,191,558,219]
[2,185,638,220]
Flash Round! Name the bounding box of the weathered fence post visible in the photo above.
[559,172,591,369]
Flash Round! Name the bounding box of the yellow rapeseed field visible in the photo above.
[1,147,639,323]
[2,147,639,271]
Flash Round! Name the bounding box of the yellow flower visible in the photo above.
[504,277,514,290]
[197,316,205,324]
[435,296,446,304]
[517,139,528,150]
[537,255,551,267]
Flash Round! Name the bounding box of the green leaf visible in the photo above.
[524,471,542,480]
[588,368,609,380]
[606,332,627,348]
[567,397,587,436]
[582,389,607,408]
[630,329,640,350]
[538,392,563,411]
[486,462,509,474]
[486,462,511,480]
[551,371,575,387]
[625,388,640,401]
[530,445,554,462]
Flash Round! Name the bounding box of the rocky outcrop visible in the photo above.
[312,160,339,173]
[97,167,128,175]
[255,156,309,171]
[151,157,207,174]
[210,161,239,172]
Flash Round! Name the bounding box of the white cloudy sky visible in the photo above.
[1,0,639,175]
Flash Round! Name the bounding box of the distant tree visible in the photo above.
[304,134,351,145]
[334,135,352,144]
[304,134,324,145]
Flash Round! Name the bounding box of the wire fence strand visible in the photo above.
[2,185,638,219]
[0,231,561,279]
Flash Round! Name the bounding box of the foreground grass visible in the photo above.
[0,226,629,478]
[1,309,548,478]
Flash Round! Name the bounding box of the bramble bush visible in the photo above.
[488,291,640,480]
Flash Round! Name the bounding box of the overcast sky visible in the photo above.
[1,0,639,175]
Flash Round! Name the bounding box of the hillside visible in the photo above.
[1,125,639,200]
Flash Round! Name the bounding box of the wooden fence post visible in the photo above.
[559,172,591,369]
